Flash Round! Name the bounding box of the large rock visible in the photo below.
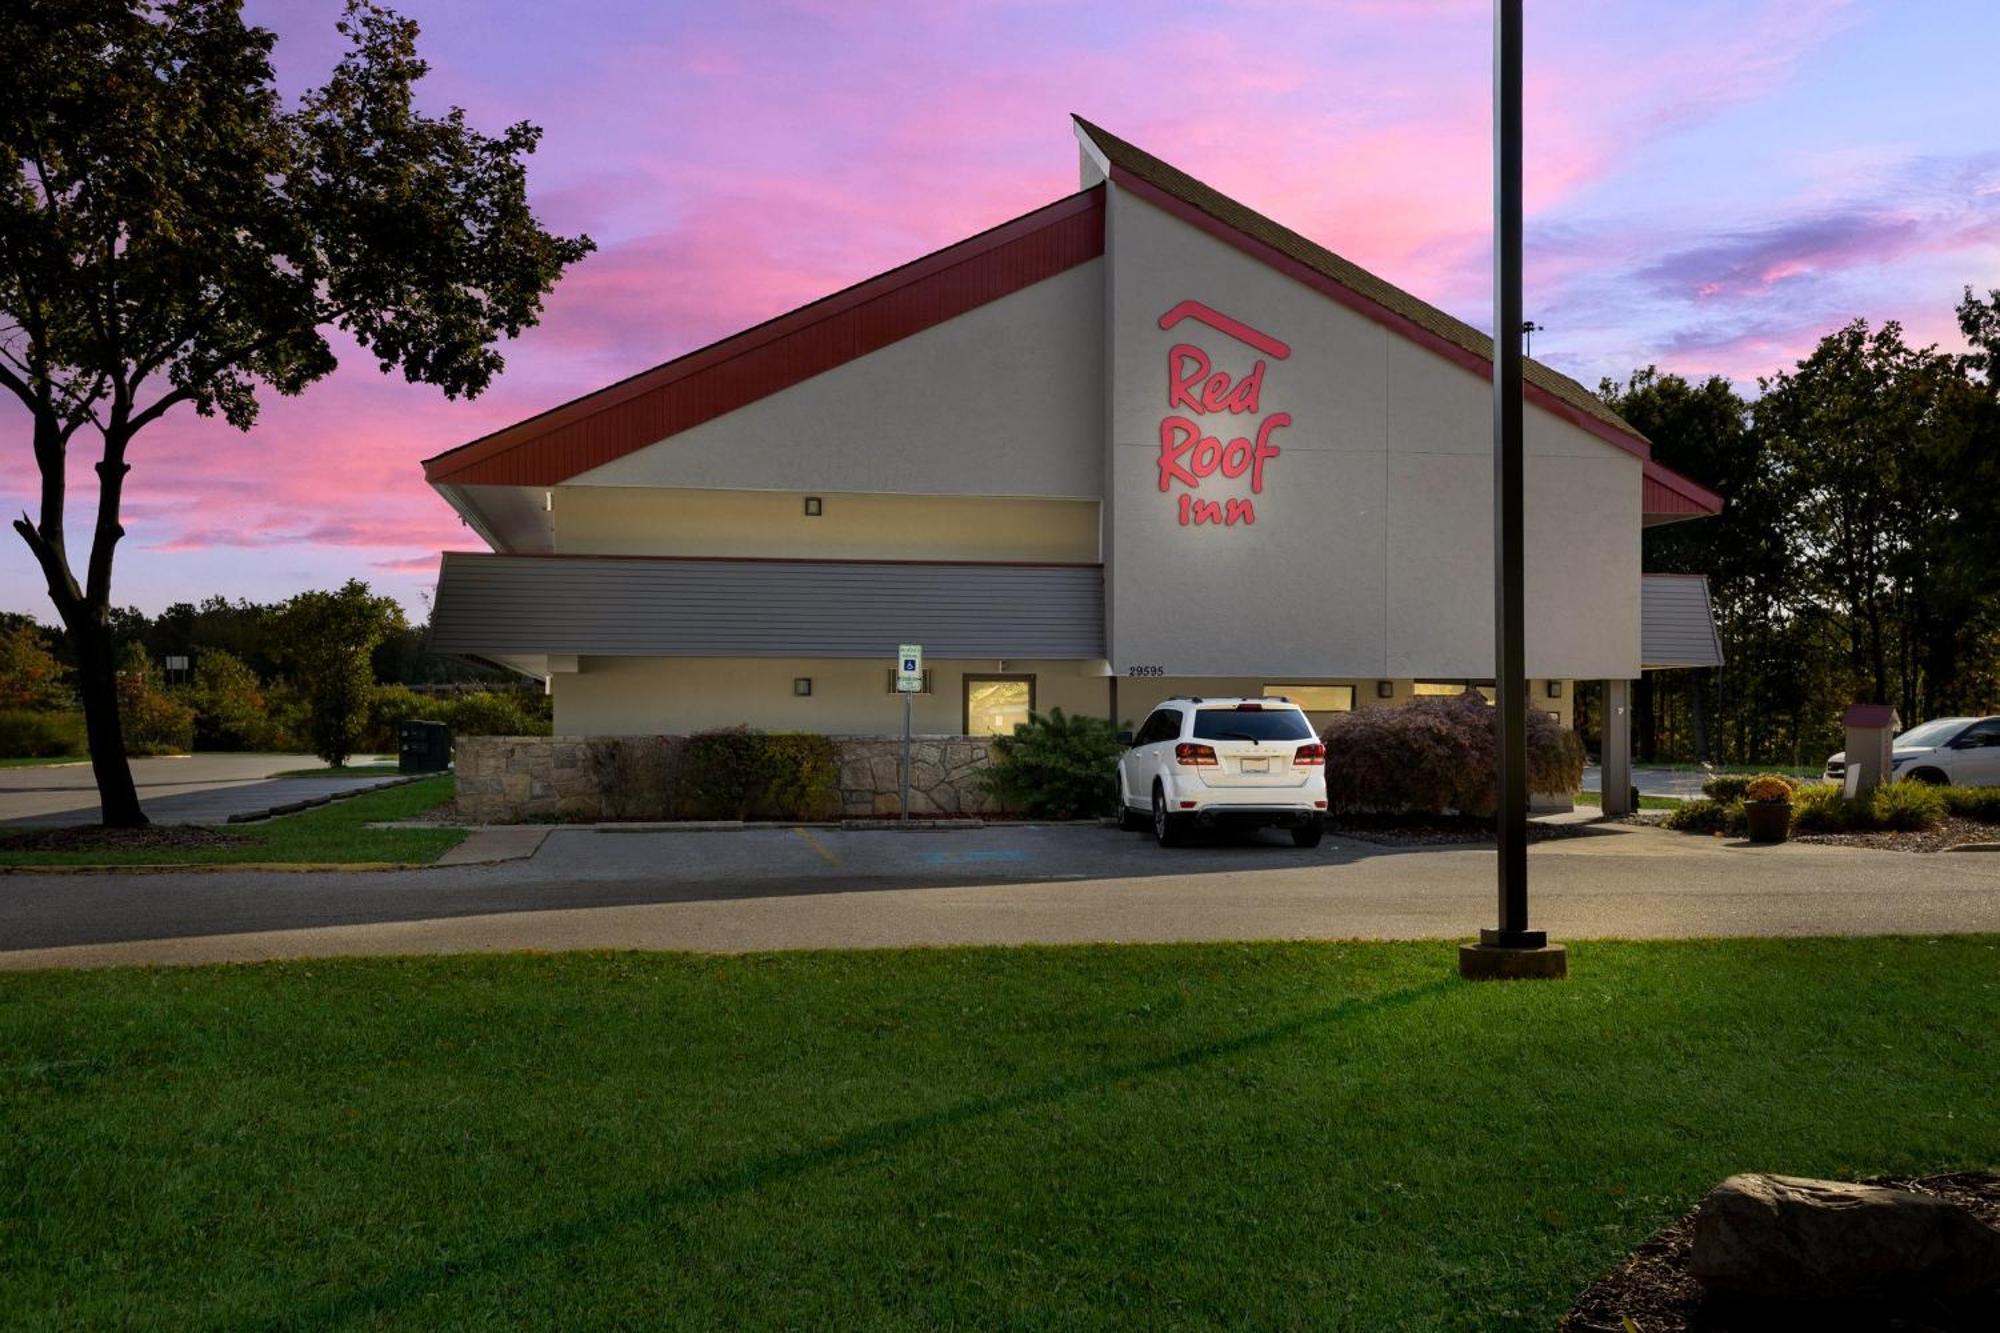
[1691,1173,2000,1303]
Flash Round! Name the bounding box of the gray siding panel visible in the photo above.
[1641,574,1724,669]
[430,554,1106,659]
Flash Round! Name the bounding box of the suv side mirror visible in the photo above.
[1117,730,1135,746]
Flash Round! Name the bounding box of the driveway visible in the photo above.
[0,752,402,827]
[3,821,1997,969]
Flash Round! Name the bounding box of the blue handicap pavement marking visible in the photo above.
[917,849,1029,866]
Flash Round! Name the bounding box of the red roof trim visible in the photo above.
[1642,460,1724,516]
[1111,168,1722,519]
[1110,168,1660,462]
[425,188,1107,486]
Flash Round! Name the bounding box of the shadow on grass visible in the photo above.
[247,975,1457,1329]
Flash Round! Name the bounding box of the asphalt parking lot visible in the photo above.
[6,818,2000,969]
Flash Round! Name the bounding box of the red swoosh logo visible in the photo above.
[1157,300,1291,359]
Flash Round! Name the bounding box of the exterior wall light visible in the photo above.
[1546,680,1562,699]
[793,677,813,697]
[803,496,823,516]
[1375,680,1394,699]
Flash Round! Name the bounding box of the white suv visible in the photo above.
[1118,697,1328,847]
[1823,715,2000,787]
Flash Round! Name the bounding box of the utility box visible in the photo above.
[398,719,452,774]
[1840,703,1899,796]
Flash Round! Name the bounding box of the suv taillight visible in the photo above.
[1294,742,1326,766]
[1174,742,1218,767]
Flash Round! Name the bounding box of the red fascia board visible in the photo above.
[1642,460,1724,516]
[425,188,1107,487]
[1109,168,1658,463]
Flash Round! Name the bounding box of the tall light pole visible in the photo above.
[1461,0,1566,981]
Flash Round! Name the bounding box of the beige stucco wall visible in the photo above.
[1102,187,1641,681]
[550,486,1099,562]
[553,656,1112,736]
[569,260,1106,499]
[551,660,1573,738]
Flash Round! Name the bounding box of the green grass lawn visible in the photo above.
[1574,789,1683,810]
[0,775,462,867]
[2,939,1992,1329]
[0,754,86,769]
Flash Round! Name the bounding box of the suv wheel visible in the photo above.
[1290,817,1324,849]
[1907,767,1949,786]
[1152,784,1187,847]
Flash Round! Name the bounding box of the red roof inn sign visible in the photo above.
[1156,300,1292,527]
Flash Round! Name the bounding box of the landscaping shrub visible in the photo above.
[1868,779,1946,831]
[436,690,551,738]
[1702,771,1799,802]
[363,684,428,753]
[0,709,85,758]
[0,624,68,710]
[183,650,280,751]
[981,707,1124,819]
[1741,774,1794,803]
[678,727,778,819]
[761,733,843,820]
[1789,782,1854,832]
[1321,690,1582,816]
[1941,786,2000,825]
[1661,797,1741,835]
[116,646,194,755]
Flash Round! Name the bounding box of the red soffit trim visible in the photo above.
[1643,461,1724,517]
[426,188,1107,486]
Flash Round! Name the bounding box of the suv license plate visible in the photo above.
[1242,758,1270,773]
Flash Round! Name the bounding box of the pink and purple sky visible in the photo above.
[5,0,1997,619]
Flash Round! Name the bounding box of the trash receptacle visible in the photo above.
[398,719,452,773]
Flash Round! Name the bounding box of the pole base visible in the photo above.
[1459,940,1568,981]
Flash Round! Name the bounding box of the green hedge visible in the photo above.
[674,728,842,820]
[981,708,1124,819]
[1700,771,1801,802]
[0,709,86,758]
[1940,786,2000,825]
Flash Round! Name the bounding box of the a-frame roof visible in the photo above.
[424,118,1720,518]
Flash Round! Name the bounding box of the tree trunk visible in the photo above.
[67,612,147,827]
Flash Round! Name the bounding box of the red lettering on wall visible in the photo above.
[1157,302,1293,531]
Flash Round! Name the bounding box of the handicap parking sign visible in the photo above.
[895,643,924,692]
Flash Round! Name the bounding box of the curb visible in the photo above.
[1942,842,2000,853]
[225,772,427,824]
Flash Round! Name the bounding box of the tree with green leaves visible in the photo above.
[273,580,405,767]
[1,1,591,823]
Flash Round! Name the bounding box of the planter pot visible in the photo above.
[1745,800,1791,843]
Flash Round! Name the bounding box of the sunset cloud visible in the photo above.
[5,0,1995,619]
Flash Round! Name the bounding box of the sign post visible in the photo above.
[895,645,923,822]
[1461,0,1565,981]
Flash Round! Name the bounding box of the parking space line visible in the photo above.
[793,827,839,866]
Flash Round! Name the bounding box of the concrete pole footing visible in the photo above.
[1458,941,1569,981]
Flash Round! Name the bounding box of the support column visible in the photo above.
[1602,678,1633,817]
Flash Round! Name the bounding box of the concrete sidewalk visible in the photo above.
[3,821,1996,970]
[0,753,404,827]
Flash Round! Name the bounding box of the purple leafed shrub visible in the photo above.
[1321,690,1584,817]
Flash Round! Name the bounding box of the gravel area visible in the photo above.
[1793,815,2000,853]
[1560,1172,2000,1332]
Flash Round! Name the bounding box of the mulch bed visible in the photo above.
[1326,816,1585,847]
[1794,815,1999,853]
[0,825,248,854]
[1560,1172,2000,1332]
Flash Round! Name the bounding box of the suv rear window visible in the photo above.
[1191,707,1313,742]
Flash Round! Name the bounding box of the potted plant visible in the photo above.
[1741,774,1795,843]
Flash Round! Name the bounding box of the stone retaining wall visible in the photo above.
[453,734,1002,823]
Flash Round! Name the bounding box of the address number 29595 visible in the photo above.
[1126,665,1165,677]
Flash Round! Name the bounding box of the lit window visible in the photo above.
[1264,684,1353,712]
[964,676,1034,736]
[1414,682,1495,703]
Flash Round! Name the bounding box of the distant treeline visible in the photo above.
[1599,287,2000,765]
